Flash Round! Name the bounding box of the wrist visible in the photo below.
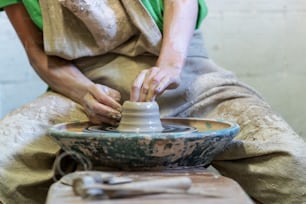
[69,81,95,105]
[157,43,187,71]
[156,55,185,72]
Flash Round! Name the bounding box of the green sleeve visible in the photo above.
[22,0,43,30]
[141,0,208,31]
[197,0,208,29]
[2,0,207,32]
[0,0,43,30]
[141,0,164,31]
[0,0,21,10]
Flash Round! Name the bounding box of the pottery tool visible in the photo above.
[72,175,223,199]
[73,176,194,199]
[72,175,134,197]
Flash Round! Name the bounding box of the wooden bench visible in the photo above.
[46,168,254,204]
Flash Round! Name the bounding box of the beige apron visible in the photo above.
[40,0,259,116]
[0,1,306,204]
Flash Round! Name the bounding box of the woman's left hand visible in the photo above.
[130,0,198,102]
[130,65,181,102]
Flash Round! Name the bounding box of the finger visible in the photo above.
[88,114,120,126]
[145,71,165,101]
[155,76,171,93]
[84,94,121,122]
[90,84,122,111]
[146,75,169,101]
[102,85,121,102]
[130,70,147,101]
[91,101,121,120]
[138,68,160,101]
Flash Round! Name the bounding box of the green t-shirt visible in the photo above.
[141,0,207,30]
[1,0,207,31]
[0,0,43,29]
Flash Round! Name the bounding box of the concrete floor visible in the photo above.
[0,0,305,139]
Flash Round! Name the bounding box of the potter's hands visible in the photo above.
[130,66,181,102]
[129,0,198,102]
[82,84,122,125]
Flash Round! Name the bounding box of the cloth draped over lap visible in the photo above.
[40,0,261,117]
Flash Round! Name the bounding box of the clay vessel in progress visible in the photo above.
[117,101,163,133]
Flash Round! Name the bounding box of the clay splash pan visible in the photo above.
[48,118,240,170]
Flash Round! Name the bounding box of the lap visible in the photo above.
[0,91,88,204]
[207,90,306,204]
[179,60,306,203]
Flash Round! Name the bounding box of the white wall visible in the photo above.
[0,12,47,118]
[201,0,306,138]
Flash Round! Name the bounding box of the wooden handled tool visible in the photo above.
[73,176,193,199]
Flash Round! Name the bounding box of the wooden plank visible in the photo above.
[46,169,253,204]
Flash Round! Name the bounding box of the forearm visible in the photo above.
[5,3,94,105]
[130,0,199,101]
[157,0,198,70]
[29,48,94,104]
[5,3,122,125]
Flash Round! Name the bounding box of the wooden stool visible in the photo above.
[46,168,254,204]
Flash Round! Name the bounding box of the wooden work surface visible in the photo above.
[46,168,253,204]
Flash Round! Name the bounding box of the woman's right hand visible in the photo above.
[82,84,122,126]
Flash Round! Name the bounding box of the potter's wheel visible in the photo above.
[85,123,197,134]
[48,118,240,170]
